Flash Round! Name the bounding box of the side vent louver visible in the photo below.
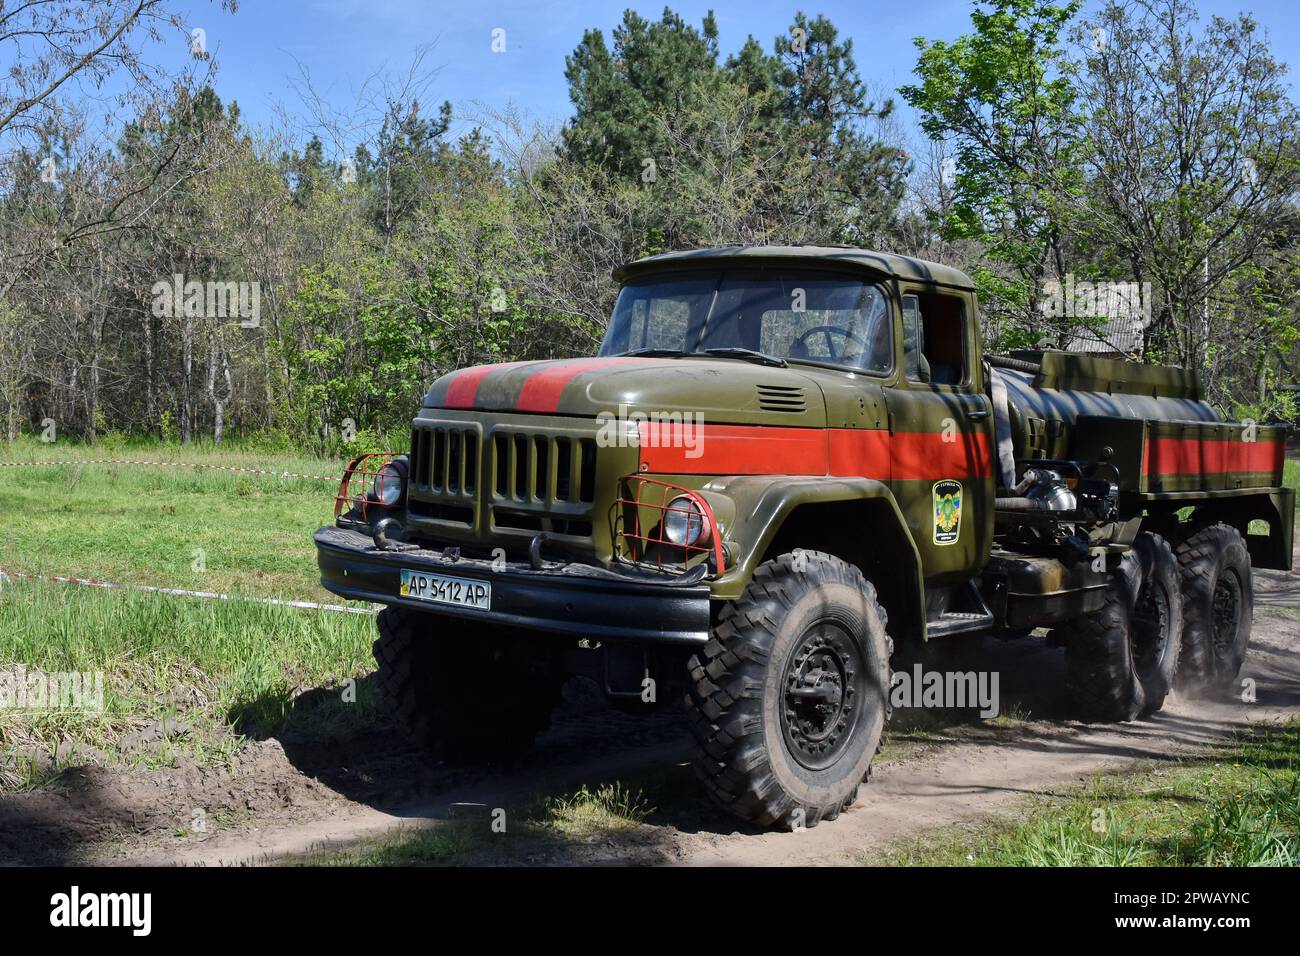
[756,384,807,413]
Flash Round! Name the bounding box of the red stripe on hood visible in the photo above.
[514,358,646,413]
[443,361,528,409]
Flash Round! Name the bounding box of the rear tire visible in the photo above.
[1058,567,1145,721]
[1174,523,1253,695]
[685,551,892,830]
[1125,533,1183,714]
[372,606,563,761]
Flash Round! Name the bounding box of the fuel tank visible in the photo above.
[994,352,1220,463]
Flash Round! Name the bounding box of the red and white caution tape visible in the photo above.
[0,458,339,482]
[0,568,377,616]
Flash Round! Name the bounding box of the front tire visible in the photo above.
[372,606,563,761]
[685,551,892,830]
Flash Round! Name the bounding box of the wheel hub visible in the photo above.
[1212,573,1241,654]
[781,624,864,771]
[1132,578,1170,674]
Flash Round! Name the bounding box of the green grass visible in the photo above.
[543,782,656,837]
[0,440,380,787]
[879,720,1300,867]
[0,582,379,786]
[1284,457,1299,491]
[0,440,348,602]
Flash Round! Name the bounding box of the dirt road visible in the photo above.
[4,554,1296,867]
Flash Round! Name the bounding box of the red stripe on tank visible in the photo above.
[1143,437,1283,477]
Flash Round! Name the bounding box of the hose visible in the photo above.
[987,354,1042,375]
[994,496,1055,511]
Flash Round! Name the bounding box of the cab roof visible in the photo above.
[614,245,976,290]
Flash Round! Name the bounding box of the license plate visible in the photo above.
[400,569,491,610]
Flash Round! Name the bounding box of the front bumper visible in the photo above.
[315,525,712,643]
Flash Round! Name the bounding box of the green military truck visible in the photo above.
[316,246,1294,829]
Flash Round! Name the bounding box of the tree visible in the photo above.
[562,8,720,180]
[1078,0,1300,372]
[902,0,1086,344]
[767,12,906,244]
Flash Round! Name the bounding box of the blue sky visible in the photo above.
[172,0,1299,152]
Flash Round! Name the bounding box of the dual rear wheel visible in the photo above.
[1173,523,1254,695]
[1058,532,1181,720]
[1059,523,1253,721]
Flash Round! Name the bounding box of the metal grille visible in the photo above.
[614,476,725,575]
[411,425,479,495]
[406,421,601,537]
[491,432,597,505]
[407,425,479,525]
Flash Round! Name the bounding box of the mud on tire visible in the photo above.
[373,606,563,761]
[1174,523,1253,695]
[685,551,892,830]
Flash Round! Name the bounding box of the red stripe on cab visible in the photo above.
[888,430,992,481]
[638,424,991,482]
[639,424,828,475]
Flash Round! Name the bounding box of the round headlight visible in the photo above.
[663,495,708,547]
[373,461,406,506]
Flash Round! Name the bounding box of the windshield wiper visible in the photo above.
[701,347,787,368]
[620,348,686,358]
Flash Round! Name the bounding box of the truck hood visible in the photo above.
[424,356,828,426]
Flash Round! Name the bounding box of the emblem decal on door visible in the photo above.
[933,479,962,545]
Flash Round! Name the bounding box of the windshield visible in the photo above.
[598,271,894,374]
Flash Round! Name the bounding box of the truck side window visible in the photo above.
[901,294,929,382]
[916,293,967,385]
[903,292,967,386]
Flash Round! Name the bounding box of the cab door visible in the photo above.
[883,285,994,585]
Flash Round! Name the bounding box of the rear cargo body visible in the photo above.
[990,350,1293,571]
[999,351,1287,494]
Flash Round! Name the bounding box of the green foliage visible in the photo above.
[563,9,721,178]
[561,8,907,247]
[902,0,1085,336]
[4,2,1298,449]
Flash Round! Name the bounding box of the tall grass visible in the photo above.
[0,444,387,786]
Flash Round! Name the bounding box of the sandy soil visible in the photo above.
[3,548,1296,867]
